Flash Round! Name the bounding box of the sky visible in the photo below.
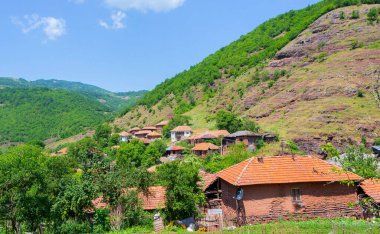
[0,0,321,92]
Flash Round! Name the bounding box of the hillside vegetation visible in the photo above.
[115,1,380,153]
[0,88,110,144]
[0,77,147,111]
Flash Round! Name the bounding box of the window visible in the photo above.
[291,188,301,202]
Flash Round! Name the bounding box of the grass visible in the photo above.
[107,218,380,233]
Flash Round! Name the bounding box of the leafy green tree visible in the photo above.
[94,124,112,148]
[242,119,260,133]
[117,139,146,167]
[338,145,379,179]
[68,137,103,169]
[321,143,340,158]
[157,160,205,221]
[215,110,243,133]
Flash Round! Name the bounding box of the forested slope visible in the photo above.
[0,88,111,144]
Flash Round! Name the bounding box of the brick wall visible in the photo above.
[221,180,360,225]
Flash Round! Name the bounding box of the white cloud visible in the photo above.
[12,15,66,40]
[104,0,185,12]
[99,11,126,30]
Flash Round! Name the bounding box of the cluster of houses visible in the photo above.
[119,120,278,160]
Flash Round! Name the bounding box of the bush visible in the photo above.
[339,11,346,19]
[351,10,360,19]
[375,138,380,146]
[367,7,379,25]
[351,40,363,50]
[357,89,364,97]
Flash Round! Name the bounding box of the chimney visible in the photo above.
[257,157,264,163]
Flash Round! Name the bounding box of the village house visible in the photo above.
[146,131,162,140]
[128,127,141,134]
[165,145,185,157]
[191,142,220,157]
[138,138,151,145]
[217,155,362,225]
[223,131,262,147]
[188,130,230,145]
[358,179,380,218]
[142,126,158,132]
[155,120,169,132]
[119,131,131,142]
[134,130,152,138]
[170,126,192,142]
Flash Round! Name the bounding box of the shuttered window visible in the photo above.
[291,188,301,202]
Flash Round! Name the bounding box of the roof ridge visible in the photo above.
[235,157,255,186]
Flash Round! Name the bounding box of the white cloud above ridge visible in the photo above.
[12,14,66,40]
[99,11,126,30]
[104,0,185,12]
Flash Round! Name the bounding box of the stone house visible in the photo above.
[223,131,262,147]
[146,131,162,140]
[170,126,192,142]
[155,120,169,132]
[191,142,220,157]
[217,155,362,225]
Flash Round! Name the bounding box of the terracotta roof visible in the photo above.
[92,196,108,209]
[138,138,151,144]
[361,179,380,203]
[192,142,219,151]
[171,126,192,132]
[119,131,131,137]
[217,155,362,186]
[188,133,205,140]
[57,147,68,155]
[129,127,141,132]
[226,131,259,138]
[207,130,230,138]
[199,170,218,191]
[138,186,166,210]
[167,145,185,151]
[142,126,158,131]
[156,120,169,126]
[134,130,152,135]
[147,131,162,137]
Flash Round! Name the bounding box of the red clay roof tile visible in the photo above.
[361,179,380,203]
[217,155,362,186]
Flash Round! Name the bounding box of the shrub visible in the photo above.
[351,10,360,19]
[367,7,379,25]
[339,11,346,19]
[357,89,364,97]
[374,138,380,146]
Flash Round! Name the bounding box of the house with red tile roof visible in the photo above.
[155,120,169,132]
[191,142,220,157]
[359,179,380,218]
[165,145,185,157]
[128,127,141,134]
[146,131,162,140]
[119,131,132,142]
[170,126,192,142]
[134,130,152,138]
[217,155,362,225]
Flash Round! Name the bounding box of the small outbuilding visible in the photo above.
[147,131,162,140]
[359,179,380,218]
[165,145,185,156]
[191,143,220,157]
[155,120,169,132]
[223,131,262,147]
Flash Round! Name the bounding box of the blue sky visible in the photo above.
[0,0,321,92]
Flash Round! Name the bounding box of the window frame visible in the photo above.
[291,188,302,202]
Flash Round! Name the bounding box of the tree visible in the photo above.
[215,110,242,133]
[338,145,379,179]
[68,137,103,170]
[367,7,379,25]
[242,119,260,133]
[321,143,340,158]
[117,139,146,167]
[94,124,112,148]
[157,160,205,221]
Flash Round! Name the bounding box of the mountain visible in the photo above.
[0,87,110,144]
[0,78,148,111]
[114,1,380,153]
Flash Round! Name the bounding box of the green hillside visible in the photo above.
[115,0,380,153]
[0,77,148,111]
[0,87,111,144]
